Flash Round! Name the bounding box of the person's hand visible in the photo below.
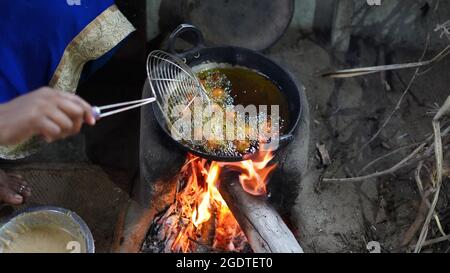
[0,87,96,145]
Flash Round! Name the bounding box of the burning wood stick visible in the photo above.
[195,207,216,253]
[219,172,303,253]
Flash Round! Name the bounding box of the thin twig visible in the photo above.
[415,161,426,197]
[401,197,429,247]
[414,161,446,240]
[415,186,441,253]
[357,143,422,175]
[321,44,450,78]
[323,143,427,183]
[356,35,432,155]
[324,125,450,183]
[415,96,450,253]
[416,234,450,249]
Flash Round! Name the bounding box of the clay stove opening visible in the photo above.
[112,77,309,253]
[140,149,303,253]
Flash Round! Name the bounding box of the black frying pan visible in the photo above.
[152,24,303,162]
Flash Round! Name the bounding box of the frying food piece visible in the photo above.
[198,70,233,105]
[185,68,282,157]
[245,124,257,140]
[206,139,224,150]
[233,139,251,154]
[211,87,225,100]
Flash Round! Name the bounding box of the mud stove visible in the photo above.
[112,24,310,253]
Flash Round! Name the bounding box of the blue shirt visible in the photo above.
[0,0,115,103]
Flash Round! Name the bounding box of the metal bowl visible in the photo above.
[0,206,94,253]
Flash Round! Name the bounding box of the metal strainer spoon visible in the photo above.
[92,50,210,120]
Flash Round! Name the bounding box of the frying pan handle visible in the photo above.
[279,133,295,147]
[168,24,206,58]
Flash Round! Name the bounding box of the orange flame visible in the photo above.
[160,149,276,252]
[220,151,276,196]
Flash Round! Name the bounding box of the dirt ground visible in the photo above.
[267,28,450,252]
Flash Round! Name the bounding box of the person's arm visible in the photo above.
[0,87,96,145]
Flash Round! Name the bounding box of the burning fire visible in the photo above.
[156,150,276,253]
[220,151,277,196]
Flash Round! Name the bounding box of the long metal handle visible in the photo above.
[92,97,156,120]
